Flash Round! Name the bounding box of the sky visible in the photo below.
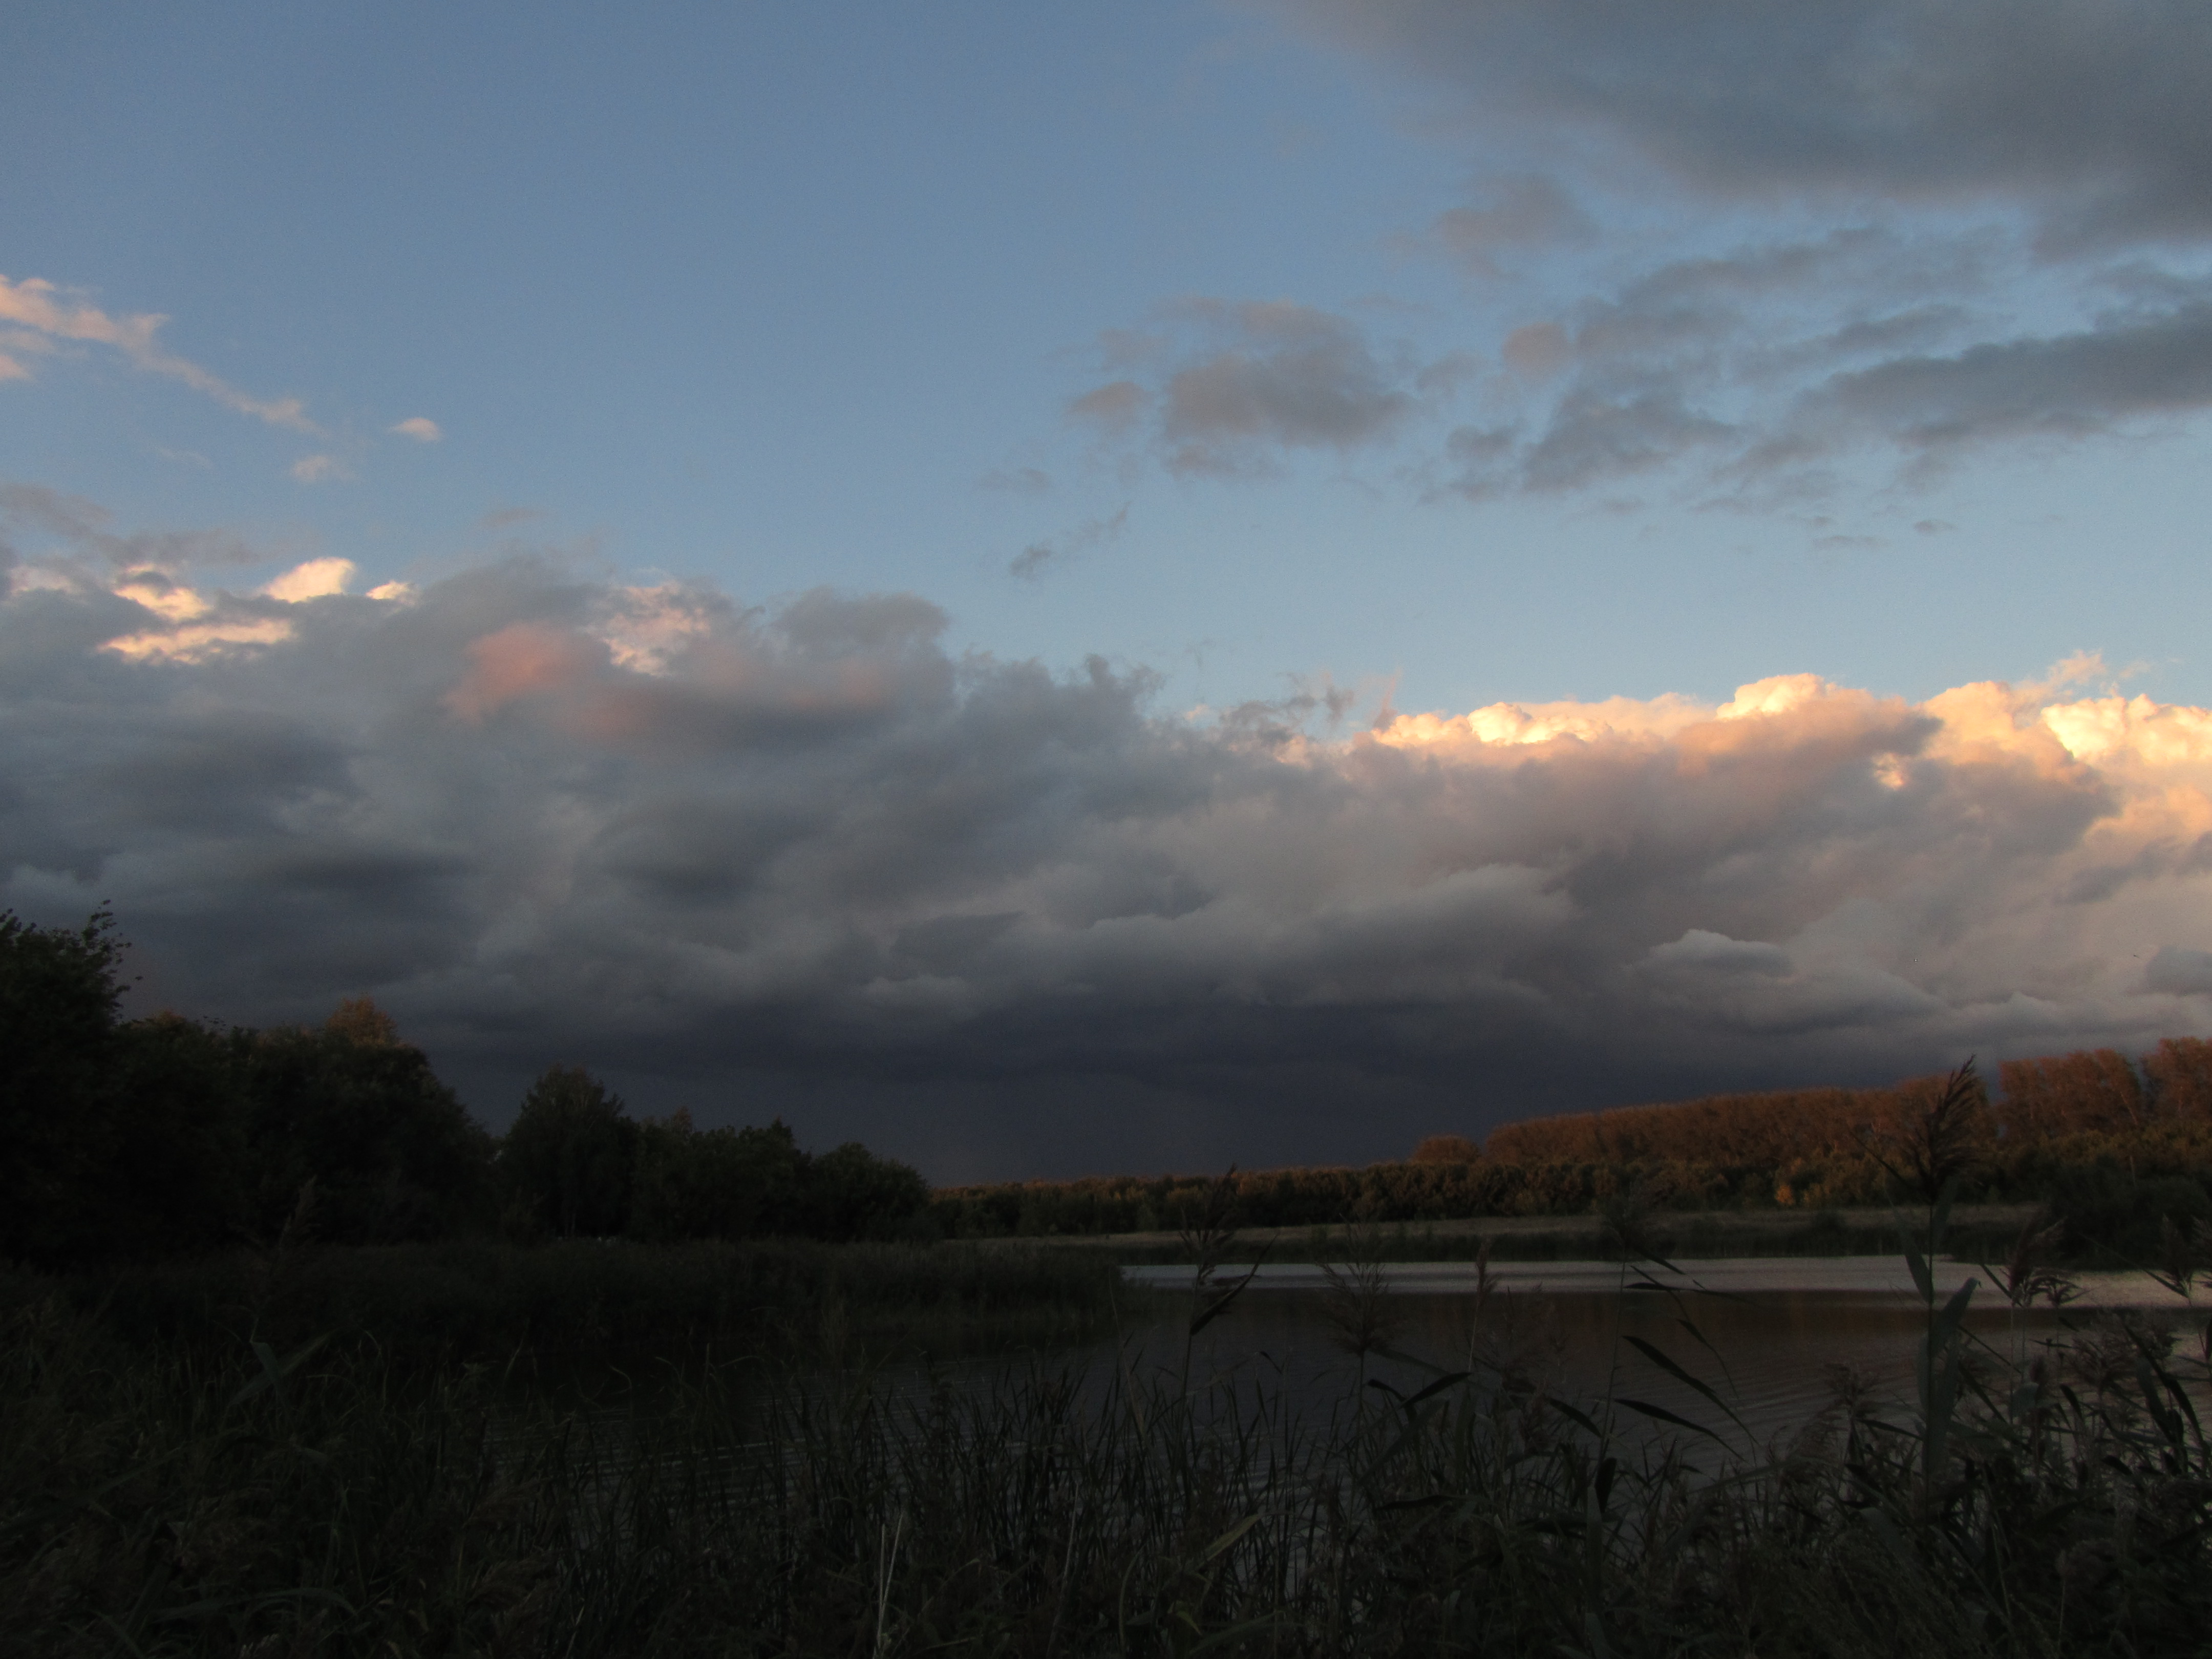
[7,1,2212,1179]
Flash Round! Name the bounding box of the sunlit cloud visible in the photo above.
[0,274,318,433]
[261,557,355,603]
[101,615,299,662]
[389,416,443,443]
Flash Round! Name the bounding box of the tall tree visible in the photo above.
[0,909,127,1265]
[240,1000,495,1244]
[501,1065,637,1238]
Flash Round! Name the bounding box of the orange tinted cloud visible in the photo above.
[0,274,317,432]
[444,623,599,721]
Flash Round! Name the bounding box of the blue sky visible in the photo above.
[12,1,2208,716]
[9,3,2212,1174]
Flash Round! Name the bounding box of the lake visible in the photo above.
[1104,1257,2207,1448]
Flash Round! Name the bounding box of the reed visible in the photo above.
[5,1230,2208,1655]
[0,1236,1127,1371]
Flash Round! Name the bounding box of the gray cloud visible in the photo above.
[1205,4,2212,505]
[1007,504,1129,582]
[1073,301,1437,478]
[1783,297,2212,469]
[1270,0,2212,248]
[7,534,2210,1176]
[1433,175,1593,275]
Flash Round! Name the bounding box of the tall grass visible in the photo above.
[0,1237,1125,1371]
[6,1234,2210,1656]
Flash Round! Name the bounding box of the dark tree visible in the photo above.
[104,1013,254,1256]
[0,909,128,1265]
[501,1065,637,1238]
[805,1140,931,1242]
[629,1113,809,1241]
[240,1002,495,1245]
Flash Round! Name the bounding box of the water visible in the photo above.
[1110,1257,2209,1449]
[496,1255,2209,1511]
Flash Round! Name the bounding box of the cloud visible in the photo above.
[8,520,2212,1174]
[261,558,355,603]
[1779,296,2212,469]
[1074,300,1447,477]
[1067,379,1147,433]
[1206,4,2212,504]
[390,417,443,443]
[0,274,317,432]
[0,494,397,663]
[290,455,351,484]
[1007,504,1129,582]
[1268,0,2212,248]
[1433,175,1592,274]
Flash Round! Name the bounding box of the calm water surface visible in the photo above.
[1104,1258,2208,1447]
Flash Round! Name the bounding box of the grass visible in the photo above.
[0,1237,1129,1373]
[5,1209,2210,1655]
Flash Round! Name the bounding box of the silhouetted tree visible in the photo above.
[806,1140,931,1241]
[502,1064,637,1237]
[628,1112,805,1241]
[104,1012,253,1256]
[0,909,128,1265]
[239,1001,495,1244]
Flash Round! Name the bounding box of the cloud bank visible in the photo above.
[7,519,2212,1176]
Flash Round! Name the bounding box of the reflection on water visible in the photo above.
[1107,1257,2209,1448]
[504,1256,2208,1500]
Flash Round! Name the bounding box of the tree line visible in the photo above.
[934,1050,2212,1239]
[0,911,928,1271]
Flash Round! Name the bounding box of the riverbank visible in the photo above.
[1013,1202,2045,1264]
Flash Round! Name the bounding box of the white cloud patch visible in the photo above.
[390,416,443,443]
[0,274,317,432]
[261,558,355,603]
[7,525,2212,1173]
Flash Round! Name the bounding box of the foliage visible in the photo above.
[3,1237,1122,1369]
[3,911,939,1269]
[945,1045,2212,1241]
[0,908,131,1266]
[501,1064,638,1238]
[239,1015,496,1245]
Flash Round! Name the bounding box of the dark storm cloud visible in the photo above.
[7,543,2210,1175]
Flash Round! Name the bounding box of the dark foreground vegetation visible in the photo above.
[0,1236,1124,1376]
[7,1199,2210,1657]
[9,907,2212,1651]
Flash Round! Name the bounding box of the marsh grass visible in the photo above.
[6,1223,2212,1655]
[0,1237,1125,1375]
